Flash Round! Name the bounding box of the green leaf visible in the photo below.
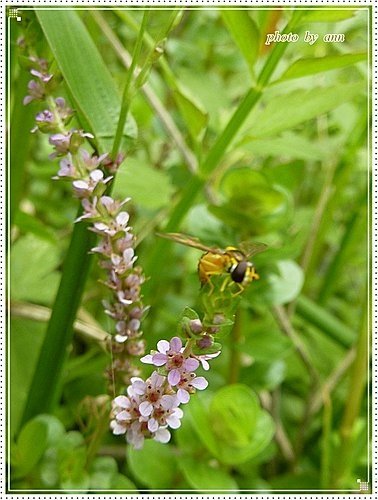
[244,359,287,391]
[173,85,208,140]
[57,436,89,491]
[14,211,57,243]
[36,10,137,152]
[110,474,138,491]
[10,234,60,305]
[33,414,66,446]
[247,83,363,137]
[221,11,260,77]
[266,260,304,305]
[12,419,48,478]
[112,157,174,210]
[127,440,177,489]
[302,9,356,23]
[179,456,239,491]
[89,457,118,490]
[209,385,259,448]
[243,322,293,362]
[187,387,274,465]
[239,132,332,161]
[210,168,291,235]
[10,319,46,437]
[279,53,367,82]
[176,414,206,455]
[185,396,219,458]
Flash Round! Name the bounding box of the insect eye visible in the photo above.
[231,261,248,283]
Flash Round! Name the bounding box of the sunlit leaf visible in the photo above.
[221,11,260,76]
[279,53,366,82]
[36,10,137,152]
[247,83,364,137]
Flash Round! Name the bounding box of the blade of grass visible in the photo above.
[36,10,137,153]
[295,295,355,348]
[111,10,149,158]
[9,68,35,227]
[318,200,367,304]
[20,219,96,426]
[320,390,332,489]
[332,300,368,487]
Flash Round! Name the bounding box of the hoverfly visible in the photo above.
[157,232,267,292]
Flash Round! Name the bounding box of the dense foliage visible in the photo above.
[9,7,369,493]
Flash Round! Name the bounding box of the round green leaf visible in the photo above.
[179,456,239,491]
[127,440,177,489]
[266,260,304,305]
[12,418,48,477]
[209,385,259,448]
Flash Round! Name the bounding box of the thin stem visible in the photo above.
[309,347,356,416]
[272,305,320,384]
[259,391,296,464]
[92,10,198,174]
[111,11,149,158]
[85,403,112,468]
[320,390,332,489]
[10,300,109,344]
[228,308,242,384]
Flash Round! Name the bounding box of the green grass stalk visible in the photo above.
[295,295,355,348]
[20,220,96,427]
[111,10,149,158]
[332,301,368,487]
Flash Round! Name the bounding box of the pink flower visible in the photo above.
[141,337,199,386]
[176,372,208,404]
[72,169,111,198]
[93,211,130,237]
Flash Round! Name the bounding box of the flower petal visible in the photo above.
[166,414,182,429]
[111,422,126,435]
[157,340,170,354]
[113,395,130,408]
[131,380,146,395]
[154,428,171,444]
[151,353,168,366]
[150,371,165,388]
[140,354,153,364]
[184,358,199,372]
[139,401,153,417]
[177,389,190,404]
[161,394,177,410]
[169,337,182,352]
[168,369,181,386]
[116,410,131,421]
[191,376,208,390]
[116,211,129,226]
[148,418,159,432]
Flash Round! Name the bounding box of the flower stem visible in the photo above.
[228,308,242,384]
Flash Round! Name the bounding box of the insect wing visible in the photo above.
[239,241,268,258]
[156,232,223,254]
